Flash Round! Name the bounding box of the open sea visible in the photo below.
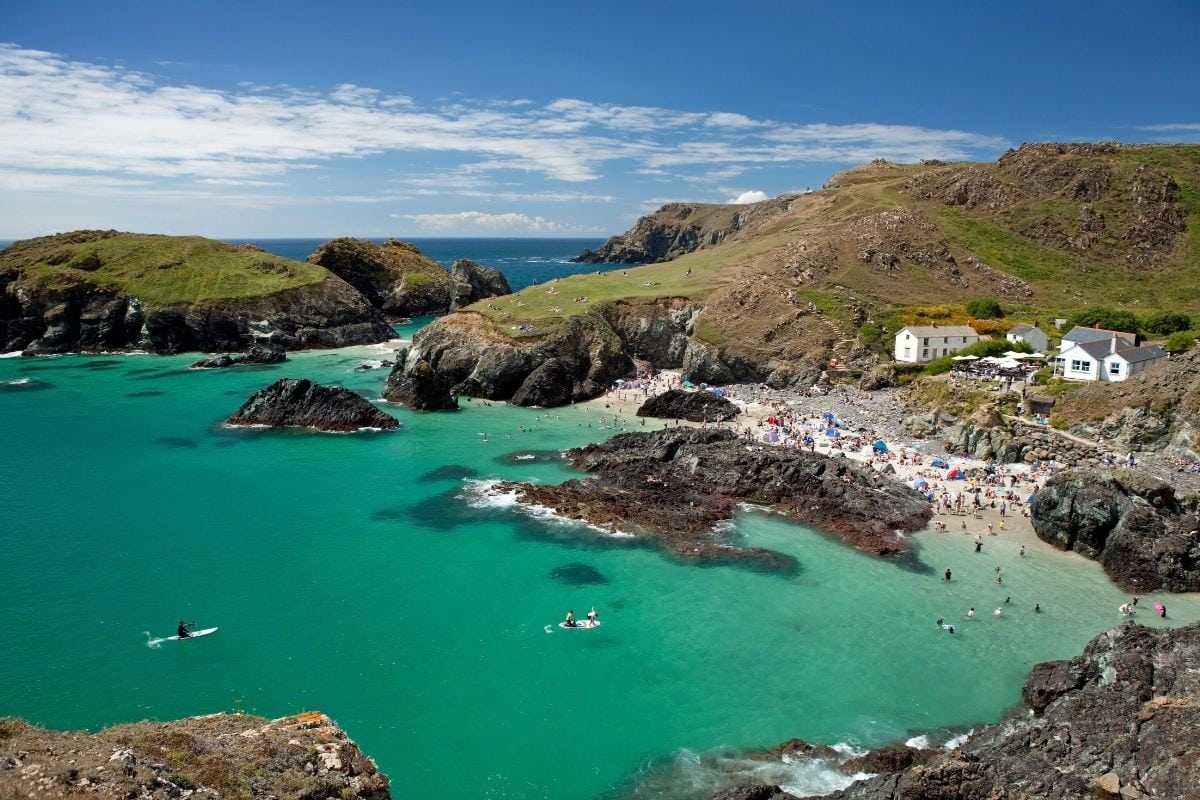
[2,239,1199,798]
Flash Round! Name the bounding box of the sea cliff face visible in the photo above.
[0,711,390,799]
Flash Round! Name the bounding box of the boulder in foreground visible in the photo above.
[227,378,399,432]
[0,711,390,799]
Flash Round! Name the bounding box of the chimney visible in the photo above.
[1110,334,1118,354]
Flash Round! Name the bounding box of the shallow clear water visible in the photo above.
[1,340,1197,799]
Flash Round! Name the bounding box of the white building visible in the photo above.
[894,325,981,364]
[1057,333,1168,382]
[1005,322,1049,353]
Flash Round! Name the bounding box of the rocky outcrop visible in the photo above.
[382,347,458,411]
[227,378,399,432]
[496,428,931,570]
[448,259,512,310]
[636,389,740,422]
[0,231,393,355]
[306,237,452,317]
[573,198,796,264]
[857,363,897,391]
[795,622,1200,800]
[0,711,390,799]
[191,342,286,368]
[1030,469,1200,591]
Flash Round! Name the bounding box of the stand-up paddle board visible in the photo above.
[166,627,218,641]
[558,620,600,630]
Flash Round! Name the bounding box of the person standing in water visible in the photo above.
[968,608,975,620]
[943,569,952,581]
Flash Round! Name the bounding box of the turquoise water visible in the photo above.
[2,340,1198,799]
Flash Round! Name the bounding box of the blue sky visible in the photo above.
[2,0,1198,238]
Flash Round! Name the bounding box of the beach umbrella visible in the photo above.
[946,468,964,479]
[931,458,948,468]
[872,439,888,452]
[825,428,840,438]
[951,355,975,361]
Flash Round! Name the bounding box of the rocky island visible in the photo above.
[226,378,399,432]
[637,388,740,422]
[496,427,931,570]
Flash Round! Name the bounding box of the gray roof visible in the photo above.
[900,325,979,338]
[1068,340,1112,360]
[1062,325,1135,345]
[1114,345,1167,364]
[1008,323,1036,334]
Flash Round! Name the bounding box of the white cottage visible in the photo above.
[1006,322,1049,353]
[1057,333,1167,382]
[894,325,980,364]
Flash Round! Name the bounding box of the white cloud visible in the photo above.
[729,190,770,204]
[389,210,596,235]
[1137,123,1200,131]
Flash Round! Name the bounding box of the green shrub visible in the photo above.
[965,298,1003,319]
[1165,330,1198,353]
[1065,306,1140,334]
[923,356,954,375]
[1141,311,1192,335]
[1032,366,1053,385]
[859,322,882,347]
[958,338,1033,358]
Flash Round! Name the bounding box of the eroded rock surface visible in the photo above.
[449,258,512,310]
[1030,469,1200,591]
[637,389,740,422]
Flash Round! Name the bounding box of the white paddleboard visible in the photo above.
[558,620,600,630]
[167,627,218,641]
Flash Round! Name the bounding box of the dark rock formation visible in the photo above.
[837,744,934,776]
[227,378,399,432]
[306,237,452,317]
[382,347,458,410]
[191,342,286,368]
[0,711,390,799]
[574,198,796,264]
[1030,469,1200,591]
[791,622,1200,800]
[637,389,740,422]
[448,258,512,311]
[497,428,931,570]
[711,786,797,800]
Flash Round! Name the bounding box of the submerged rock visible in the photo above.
[1031,468,1200,591]
[636,388,740,422]
[498,428,930,569]
[548,562,609,585]
[227,378,399,432]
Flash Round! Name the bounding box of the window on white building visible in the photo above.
[922,349,928,359]
[1070,360,1091,373]
[1109,362,1121,375]
[903,347,911,357]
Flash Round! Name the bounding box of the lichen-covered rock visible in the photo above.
[227,378,399,432]
[498,428,931,571]
[448,258,512,311]
[0,711,390,799]
[1031,468,1200,591]
[636,389,740,422]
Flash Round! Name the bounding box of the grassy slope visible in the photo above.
[7,233,327,306]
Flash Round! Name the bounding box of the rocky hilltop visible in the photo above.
[1031,468,1200,591]
[496,427,931,570]
[227,378,399,432]
[0,231,392,354]
[391,143,1200,407]
[306,237,452,317]
[573,197,800,264]
[0,711,390,799]
[449,258,512,311]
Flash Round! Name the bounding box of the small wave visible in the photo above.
[944,729,973,749]
[0,350,23,358]
[462,479,629,537]
[3,377,31,385]
[514,454,536,460]
[144,631,167,649]
[904,735,931,749]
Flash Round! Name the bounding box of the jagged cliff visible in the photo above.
[0,711,390,798]
[0,231,392,354]
[306,237,453,317]
[390,143,1200,407]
